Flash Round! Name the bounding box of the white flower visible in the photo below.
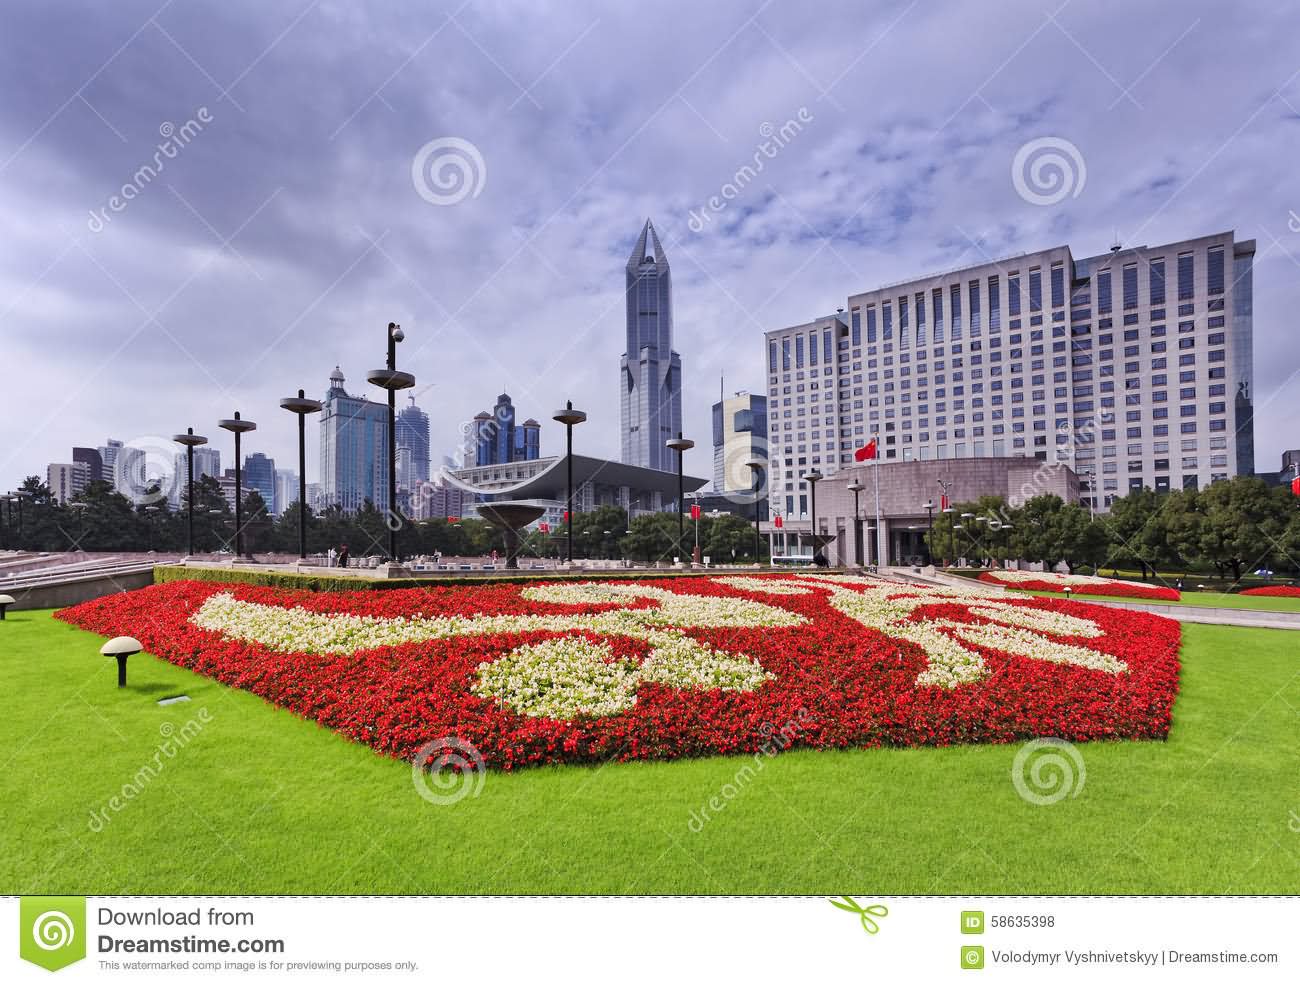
[805,578,1124,688]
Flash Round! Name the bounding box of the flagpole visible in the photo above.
[873,432,882,569]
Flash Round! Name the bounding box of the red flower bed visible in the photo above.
[56,576,1181,769]
[1239,585,1300,597]
[978,572,1180,601]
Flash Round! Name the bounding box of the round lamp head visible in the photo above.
[280,389,323,415]
[173,428,208,447]
[552,401,587,427]
[846,480,864,492]
[101,636,142,657]
[219,413,257,434]
[367,369,416,391]
[665,435,695,452]
[0,593,14,619]
[803,469,823,484]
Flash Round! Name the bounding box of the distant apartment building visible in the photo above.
[170,446,220,508]
[764,230,1255,515]
[275,468,299,513]
[409,475,468,521]
[319,366,389,513]
[396,396,431,490]
[463,393,540,467]
[98,438,123,489]
[712,391,768,494]
[72,447,103,484]
[47,462,90,504]
[243,452,277,514]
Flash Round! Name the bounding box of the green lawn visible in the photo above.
[2,609,1296,895]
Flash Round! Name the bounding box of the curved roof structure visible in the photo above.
[445,453,707,500]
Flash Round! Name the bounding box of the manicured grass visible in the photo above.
[2,609,1296,894]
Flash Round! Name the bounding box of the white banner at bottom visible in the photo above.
[4,897,1296,984]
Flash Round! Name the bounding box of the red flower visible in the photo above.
[56,576,1181,769]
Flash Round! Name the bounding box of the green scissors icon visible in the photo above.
[829,896,889,934]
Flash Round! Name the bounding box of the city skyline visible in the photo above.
[4,2,1300,494]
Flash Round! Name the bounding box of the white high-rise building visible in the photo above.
[764,231,1255,516]
[47,462,90,504]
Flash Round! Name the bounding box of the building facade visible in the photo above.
[243,452,277,514]
[98,438,123,489]
[47,462,90,504]
[72,447,103,484]
[764,231,1255,515]
[620,219,683,472]
[765,457,1080,567]
[463,393,540,468]
[319,366,390,513]
[712,391,768,494]
[275,469,299,514]
[395,397,431,490]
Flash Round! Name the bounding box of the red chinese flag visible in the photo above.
[690,504,701,520]
[940,494,950,511]
[1292,475,1300,497]
[854,438,878,462]
[774,514,783,528]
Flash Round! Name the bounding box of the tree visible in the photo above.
[704,512,762,561]
[1100,487,1170,579]
[1187,476,1287,582]
[620,513,676,563]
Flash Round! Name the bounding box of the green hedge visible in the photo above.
[151,564,788,592]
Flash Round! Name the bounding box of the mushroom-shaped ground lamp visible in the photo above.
[0,594,14,620]
[101,636,143,688]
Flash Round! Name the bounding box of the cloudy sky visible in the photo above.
[3,0,1299,493]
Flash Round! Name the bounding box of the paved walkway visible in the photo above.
[1057,597,1300,631]
[867,567,1300,630]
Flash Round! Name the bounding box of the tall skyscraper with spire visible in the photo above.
[620,219,683,472]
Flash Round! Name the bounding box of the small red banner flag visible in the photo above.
[774,514,784,528]
[940,494,950,511]
[563,510,570,523]
[690,504,701,520]
[1291,475,1300,496]
[539,522,550,534]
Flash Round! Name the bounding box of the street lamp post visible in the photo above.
[665,431,694,564]
[172,427,208,558]
[846,479,864,566]
[744,458,764,565]
[551,400,587,565]
[804,469,823,564]
[144,505,160,552]
[367,323,415,562]
[279,389,323,560]
[922,499,935,566]
[217,412,257,559]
